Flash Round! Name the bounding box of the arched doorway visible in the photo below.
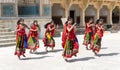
[52,4,65,26]
[69,4,81,25]
[85,5,96,23]
[100,5,109,24]
[112,6,119,24]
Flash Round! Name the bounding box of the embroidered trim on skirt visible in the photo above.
[15,35,26,56]
[62,39,79,58]
[43,32,55,47]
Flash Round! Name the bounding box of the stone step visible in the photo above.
[0,38,15,43]
[0,28,11,32]
[76,29,85,35]
[0,31,15,35]
[0,24,16,47]
[110,30,119,33]
[118,30,120,32]
[0,42,15,47]
[0,35,15,39]
[104,31,111,34]
[0,25,4,28]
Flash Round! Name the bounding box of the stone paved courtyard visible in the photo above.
[0,31,120,70]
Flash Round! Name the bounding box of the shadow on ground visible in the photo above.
[68,57,95,63]
[34,49,63,55]
[97,52,120,57]
[20,55,52,60]
[101,47,108,49]
[66,52,120,63]
[48,49,63,53]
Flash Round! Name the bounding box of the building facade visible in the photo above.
[0,0,120,26]
[0,0,51,17]
[51,0,120,26]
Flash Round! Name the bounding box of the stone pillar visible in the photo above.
[15,0,18,17]
[107,3,115,25]
[96,9,100,20]
[80,9,85,26]
[0,3,1,17]
[108,9,113,25]
[65,8,69,18]
[61,8,68,25]
[39,0,42,16]
[119,7,120,24]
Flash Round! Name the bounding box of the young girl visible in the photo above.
[28,20,40,53]
[43,21,55,52]
[62,19,70,48]
[92,19,104,55]
[14,18,29,59]
[62,19,79,61]
[83,19,93,50]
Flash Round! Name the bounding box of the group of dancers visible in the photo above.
[61,18,104,61]
[15,18,40,59]
[14,18,104,61]
[14,18,56,59]
[83,18,104,55]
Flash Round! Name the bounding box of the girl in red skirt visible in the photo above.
[15,18,29,59]
[43,21,56,52]
[91,19,104,55]
[62,19,69,48]
[28,20,40,53]
[62,19,79,61]
[83,19,94,50]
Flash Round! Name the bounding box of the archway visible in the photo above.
[100,5,109,24]
[69,4,81,25]
[112,6,119,24]
[52,4,65,26]
[85,5,96,23]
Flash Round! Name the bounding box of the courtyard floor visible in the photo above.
[0,31,120,70]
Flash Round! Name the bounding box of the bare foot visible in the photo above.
[52,48,54,52]
[45,47,48,52]
[23,54,26,57]
[86,47,89,50]
[74,54,77,57]
[18,56,21,60]
[64,59,68,62]
[94,51,98,56]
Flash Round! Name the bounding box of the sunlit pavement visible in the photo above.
[0,31,120,70]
